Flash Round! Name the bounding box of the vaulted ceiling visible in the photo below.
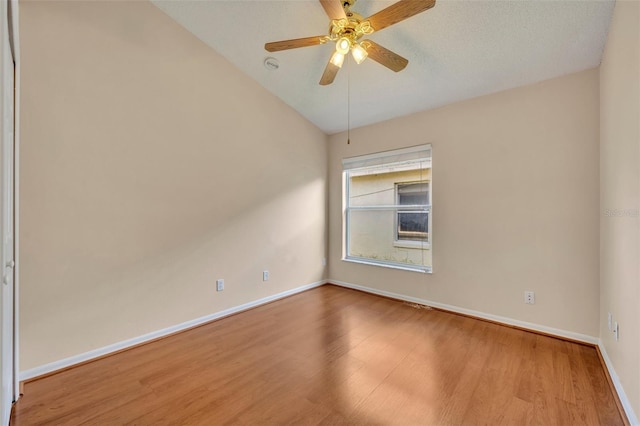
[152,0,615,134]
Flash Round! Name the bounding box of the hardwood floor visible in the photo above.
[12,285,625,425]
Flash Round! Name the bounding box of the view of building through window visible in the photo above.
[396,182,429,242]
[343,145,432,273]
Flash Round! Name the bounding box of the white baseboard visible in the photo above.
[329,280,599,345]
[598,342,639,426]
[20,279,327,382]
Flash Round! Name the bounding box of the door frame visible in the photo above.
[1,0,20,423]
[8,0,19,405]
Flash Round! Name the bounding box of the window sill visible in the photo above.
[393,241,431,250]
[343,256,432,274]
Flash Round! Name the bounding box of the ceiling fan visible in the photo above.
[264,0,436,86]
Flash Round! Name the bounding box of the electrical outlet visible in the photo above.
[322,257,327,267]
[524,291,535,304]
[608,312,612,331]
[613,322,619,341]
[263,270,269,282]
[216,279,224,292]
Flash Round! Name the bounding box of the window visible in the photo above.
[396,182,429,242]
[343,145,432,273]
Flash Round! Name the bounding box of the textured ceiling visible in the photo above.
[151,0,614,134]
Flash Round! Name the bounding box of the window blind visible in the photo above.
[342,144,431,171]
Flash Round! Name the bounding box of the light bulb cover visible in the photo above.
[336,37,351,55]
[330,51,345,68]
[351,43,368,64]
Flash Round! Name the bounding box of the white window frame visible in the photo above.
[342,145,432,273]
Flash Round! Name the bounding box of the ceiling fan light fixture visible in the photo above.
[351,43,368,64]
[330,51,345,68]
[336,37,351,55]
[264,0,435,86]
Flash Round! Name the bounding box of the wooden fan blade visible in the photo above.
[265,36,327,52]
[319,0,347,21]
[365,40,408,72]
[319,59,340,85]
[365,0,436,32]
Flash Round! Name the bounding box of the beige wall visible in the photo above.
[600,0,640,419]
[329,69,600,337]
[19,1,327,370]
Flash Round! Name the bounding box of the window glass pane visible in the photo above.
[348,175,396,207]
[398,183,429,205]
[399,193,426,205]
[343,144,432,273]
[348,209,431,269]
[397,211,428,241]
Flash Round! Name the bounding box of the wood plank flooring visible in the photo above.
[11,285,625,425]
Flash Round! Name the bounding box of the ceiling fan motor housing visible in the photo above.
[329,12,373,44]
